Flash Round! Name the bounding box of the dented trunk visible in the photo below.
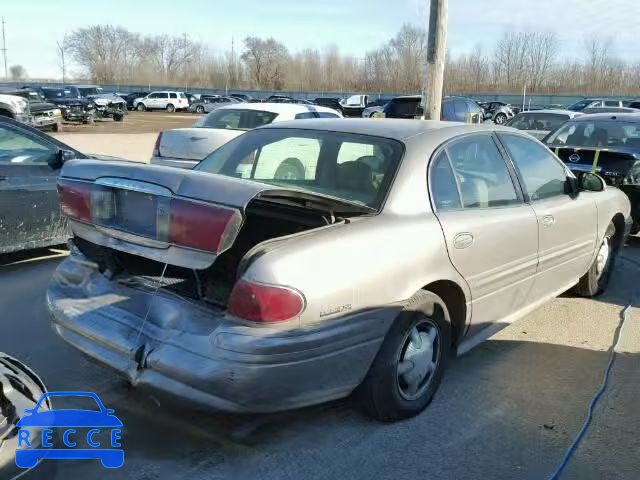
[58,159,337,306]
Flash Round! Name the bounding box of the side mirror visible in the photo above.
[579,172,606,192]
[565,174,579,196]
[49,149,76,169]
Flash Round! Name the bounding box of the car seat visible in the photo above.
[337,160,377,197]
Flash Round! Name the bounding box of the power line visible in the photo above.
[1,18,7,79]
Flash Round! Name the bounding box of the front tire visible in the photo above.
[359,290,452,421]
[572,222,617,297]
[494,113,507,125]
[137,103,146,112]
[196,105,205,114]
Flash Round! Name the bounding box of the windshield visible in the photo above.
[546,120,640,147]
[195,128,403,209]
[507,113,569,132]
[192,108,278,130]
[42,88,77,99]
[77,87,103,96]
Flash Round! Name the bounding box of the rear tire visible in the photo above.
[166,104,175,113]
[359,290,452,421]
[113,113,124,122]
[572,222,617,297]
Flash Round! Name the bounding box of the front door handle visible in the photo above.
[453,232,474,249]
[0,176,7,181]
[541,215,555,227]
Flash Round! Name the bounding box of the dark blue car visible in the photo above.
[15,391,124,469]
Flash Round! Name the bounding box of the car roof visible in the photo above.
[215,102,339,114]
[516,109,577,116]
[259,118,517,141]
[568,112,640,122]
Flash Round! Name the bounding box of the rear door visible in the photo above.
[0,123,65,252]
[498,133,598,301]
[430,133,539,336]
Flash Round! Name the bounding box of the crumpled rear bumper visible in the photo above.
[47,253,397,413]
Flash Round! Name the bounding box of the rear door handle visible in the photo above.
[0,175,7,181]
[453,232,474,249]
[541,215,555,227]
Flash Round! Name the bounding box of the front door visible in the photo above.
[430,133,539,337]
[0,123,65,252]
[497,133,598,302]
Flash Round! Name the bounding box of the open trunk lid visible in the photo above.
[58,159,284,270]
[158,128,243,161]
[552,146,639,185]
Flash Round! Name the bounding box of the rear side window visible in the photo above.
[430,152,462,210]
[179,93,187,99]
[317,112,339,118]
[294,112,317,119]
[169,93,177,99]
[604,100,619,107]
[507,113,569,132]
[194,109,278,130]
[499,133,567,201]
[444,134,519,208]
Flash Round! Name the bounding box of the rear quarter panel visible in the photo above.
[243,213,470,327]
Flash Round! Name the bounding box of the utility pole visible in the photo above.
[423,0,448,120]
[1,18,7,80]
[57,38,66,84]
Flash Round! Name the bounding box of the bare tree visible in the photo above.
[9,64,26,80]
[527,32,558,89]
[241,37,289,89]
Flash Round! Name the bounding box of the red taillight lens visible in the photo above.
[152,132,163,157]
[169,198,242,253]
[58,179,92,222]
[228,280,305,323]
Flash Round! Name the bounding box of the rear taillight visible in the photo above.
[152,132,163,157]
[169,198,242,253]
[58,179,92,222]
[228,279,305,323]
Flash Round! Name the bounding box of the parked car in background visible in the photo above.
[544,113,640,233]
[189,96,239,113]
[0,116,93,253]
[135,91,190,112]
[122,91,149,110]
[567,98,625,112]
[40,87,95,124]
[266,95,293,102]
[0,91,32,125]
[314,97,343,113]
[230,93,252,102]
[478,101,515,124]
[382,95,483,123]
[340,94,370,117]
[185,93,198,105]
[70,85,127,121]
[2,88,62,132]
[49,119,629,423]
[361,98,392,118]
[506,110,581,140]
[582,107,640,114]
[151,103,342,169]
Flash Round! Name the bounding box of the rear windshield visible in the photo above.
[507,112,569,132]
[195,128,403,210]
[546,120,640,148]
[192,109,278,130]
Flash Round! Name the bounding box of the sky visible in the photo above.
[2,0,640,79]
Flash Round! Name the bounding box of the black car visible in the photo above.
[122,91,149,110]
[383,95,484,122]
[313,97,343,113]
[0,116,92,253]
[544,113,640,233]
[39,87,95,124]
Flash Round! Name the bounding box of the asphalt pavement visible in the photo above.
[1,240,638,479]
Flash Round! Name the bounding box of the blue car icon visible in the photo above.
[15,391,124,468]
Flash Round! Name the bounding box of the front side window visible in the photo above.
[445,134,519,208]
[195,128,403,209]
[317,112,339,118]
[0,126,56,165]
[500,133,567,201]
[294,112,316,120]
